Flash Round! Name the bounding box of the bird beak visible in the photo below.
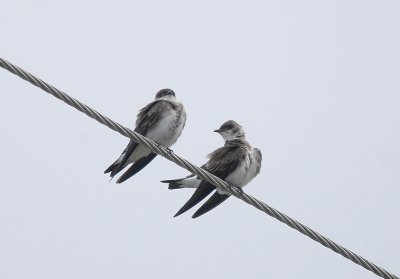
[214,128,223,133]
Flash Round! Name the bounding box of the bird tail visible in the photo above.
[160,179,184,190]
[104,161,117,174]
[104,159,124,178]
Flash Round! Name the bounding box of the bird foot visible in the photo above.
[156,143,174,156]
[229,183,244,197]
[164,146,174,155]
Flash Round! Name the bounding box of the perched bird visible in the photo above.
[105,89,186,183]
[161,120,262,218]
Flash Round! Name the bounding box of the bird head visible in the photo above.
[214,120,245,141]
[155,88,176,99]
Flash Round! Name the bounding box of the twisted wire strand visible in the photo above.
[0,57,397,279]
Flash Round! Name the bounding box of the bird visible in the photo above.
[161,120,262,218]
[105,88,186,183]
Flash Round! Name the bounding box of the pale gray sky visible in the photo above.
[0,1,399,278]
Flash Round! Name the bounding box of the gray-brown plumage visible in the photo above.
[105,89,186,183]
[161,120,262,218]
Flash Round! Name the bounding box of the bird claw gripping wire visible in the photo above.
[164,146,175,155]
[229,183,244,197]
[156,143,174,156]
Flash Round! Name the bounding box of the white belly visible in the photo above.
[217,151,259,194]
[145,107,186,147]
[121,102,186,165]
[181,176,202,188]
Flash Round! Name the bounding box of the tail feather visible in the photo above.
[104,159,127,179]
[168,183,183,190]
[104,160,118,174]
[104,140,138,177]
[160,179,184,190]
[104,160,126,181]
[161,174,197,190]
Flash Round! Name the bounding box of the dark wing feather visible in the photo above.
[105,100,173,179]
[104,140,138,178]
[191,144,261,218]
[174,144,247,217]
[114,100,169,173]
[134,100,174,135]
[174,181,215,217]
[204,144,247,178]
[192,192,230,218]
[116,153,157,183]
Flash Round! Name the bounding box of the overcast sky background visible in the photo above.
[1,1,399,278]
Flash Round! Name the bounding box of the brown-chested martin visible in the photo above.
[161,120,262,218]
[105,89,186,183]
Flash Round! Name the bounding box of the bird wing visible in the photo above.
[135,99,175,135]
[104,140,139,178]
[204,144,247,178]
[174,144,247,217]
[104,100,172,178]
[192,192,230,218]
[116,152,158,183]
